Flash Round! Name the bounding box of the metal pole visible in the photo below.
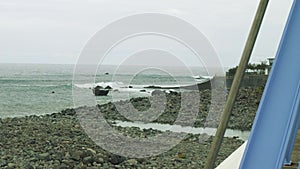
[204,0,269,168]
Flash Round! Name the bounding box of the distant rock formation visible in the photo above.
[92,86,109,96]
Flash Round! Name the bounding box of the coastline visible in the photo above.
[0,110,243,169]
[0,87,263,168]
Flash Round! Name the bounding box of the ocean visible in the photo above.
[0,63,210,118]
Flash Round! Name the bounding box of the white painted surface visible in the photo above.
[215,141,247,169]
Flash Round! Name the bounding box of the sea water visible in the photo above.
[0,63,208,118]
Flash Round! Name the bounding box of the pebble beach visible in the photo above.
[0,87,263,169]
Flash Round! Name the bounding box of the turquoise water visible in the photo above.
[0,63,206,118]
[0,64,74,118]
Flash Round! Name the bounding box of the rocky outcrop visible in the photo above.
[93,86,109,96]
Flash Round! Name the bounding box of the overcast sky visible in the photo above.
[0,0,294,67]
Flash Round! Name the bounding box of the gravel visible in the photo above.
[0,87,263,168]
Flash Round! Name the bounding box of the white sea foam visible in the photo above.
[192,75,214,80]
[74,81,125,89]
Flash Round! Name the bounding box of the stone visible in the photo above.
[58,163,68,169]
[86,148,96,155]
[105,86,112,90]
[7,163,16,168]
[93,86,109,96]
[0,159,7,167]
[70,151,82,161]
[83,156,94,164]
[24,163,34,169]
[126,159,138,166]
[108,154,126,165]
[95,157,104,164]
[65,152,71,159]
[61,108,76,116]
[38,153,50,160]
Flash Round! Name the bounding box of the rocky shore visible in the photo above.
[0,112,243,169]
[0,87,263,168]
[98,87,263,131]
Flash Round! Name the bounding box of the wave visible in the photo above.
[74,80,210,93]
[143,79,210,90]
[74,82,186,90]
[5,84,72,87]
[74,81,125,89]
[74,82,154,95]
[192,75,214,80]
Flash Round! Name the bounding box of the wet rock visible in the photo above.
[93,86,109,96]
[105,86,112,90]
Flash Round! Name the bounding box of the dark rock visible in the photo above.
[82,156,94,164]
[144,85,162,89]
[105,86,112,90]
[70,151,82,161]
[81,149,94,158]
[61,108,76,116]
[29,140,36,144]
[93,86,109,96]
[24,163,34,169]
[108,154,126,165]
[128,85,133,88]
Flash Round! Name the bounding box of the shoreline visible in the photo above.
[1,86,262,130]
[0,87,263,168]
[0,108,243,168]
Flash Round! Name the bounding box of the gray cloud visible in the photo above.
[0,0,293,67]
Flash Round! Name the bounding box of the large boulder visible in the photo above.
[93,86,109,96]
